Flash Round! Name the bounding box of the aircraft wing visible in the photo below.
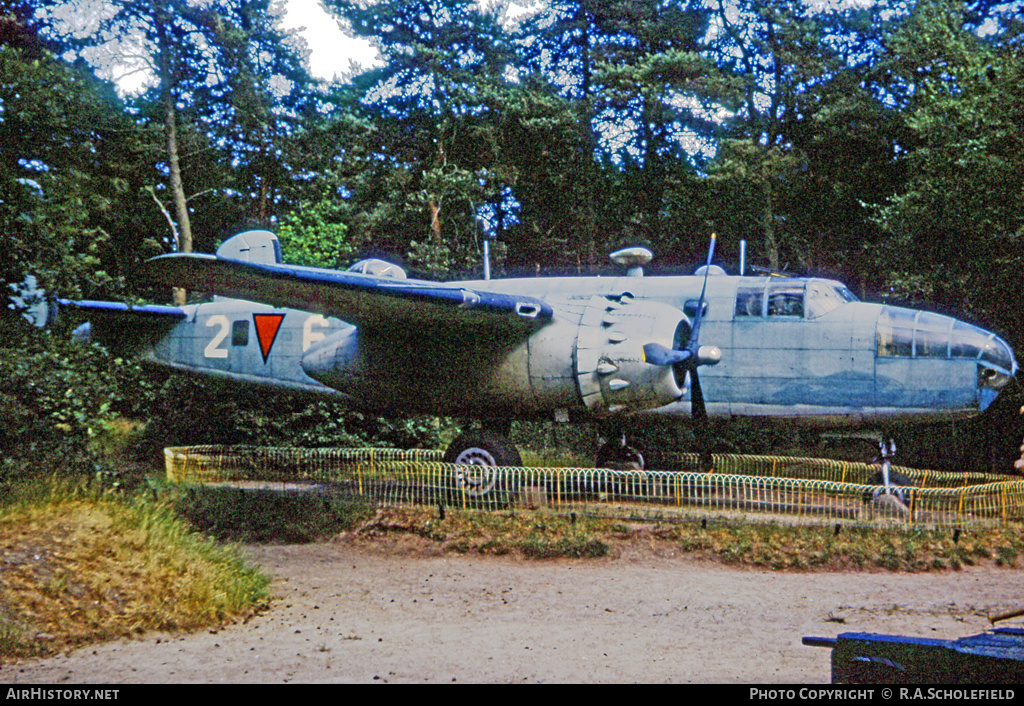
[146,254,553,333]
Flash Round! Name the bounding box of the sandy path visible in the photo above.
[3,541,1022,684]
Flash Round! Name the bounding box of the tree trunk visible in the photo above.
[428,198,442,244]
[762,174,779,271]
[155,14,193,306]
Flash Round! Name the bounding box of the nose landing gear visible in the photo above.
[863,436,915,510]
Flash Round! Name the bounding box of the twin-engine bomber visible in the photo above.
[62,230,1017,495]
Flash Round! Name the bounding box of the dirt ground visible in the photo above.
[3,537,1023,684]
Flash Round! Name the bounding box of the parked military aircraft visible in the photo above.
[58,230,1018,495]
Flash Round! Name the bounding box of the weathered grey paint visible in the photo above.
[148,300,352,399]
[128,234,1017,429]
[464,274,1014,426]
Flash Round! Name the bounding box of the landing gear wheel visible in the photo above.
[865,469,915,506]
[595,438,645,499]
[443,432,521,498]
[595,440,645,471]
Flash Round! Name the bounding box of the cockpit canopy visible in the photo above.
[734,278,858,320]
[347,259,407,279]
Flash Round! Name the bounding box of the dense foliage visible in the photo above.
[2,0,1023,475]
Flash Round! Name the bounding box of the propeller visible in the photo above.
[642,234,721,470]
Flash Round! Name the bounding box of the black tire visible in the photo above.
[595,441,645,470]
[443,432,521,497]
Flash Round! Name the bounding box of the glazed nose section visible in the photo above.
[953,323,1017,412]
[979,334,1016,412]
[974,334,1015,377]
[979,333,1017,377]
[876,306,1016,413]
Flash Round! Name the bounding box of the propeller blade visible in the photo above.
[687,232,716,355]
[642,234,720,370]
[638,233,719,471]
[689,368,714,471]
[689,234,717,471]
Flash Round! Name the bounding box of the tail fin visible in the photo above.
[215,230,282,264]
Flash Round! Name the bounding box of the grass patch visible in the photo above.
[350,506,610,558]
[5,468,1023,661]
[168,484,376,543]
[342,506,1024,573]
[0,482,271,660]
[657,521,1024,572]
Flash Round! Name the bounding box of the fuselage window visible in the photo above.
[735,287,764,317]
[914,312,953,358]
[232,319,249,347]
[876,307,915,357]
[877,307,967,360]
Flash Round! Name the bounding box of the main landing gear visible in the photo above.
[442,428,521,497]
[823,431,914,505]
[595,432,645,471]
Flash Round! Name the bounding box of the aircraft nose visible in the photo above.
[876,306,1016,413]
[982,333,1017,378]
[953,323,1017,412]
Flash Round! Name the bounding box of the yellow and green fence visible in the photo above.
[164,446,1024,529]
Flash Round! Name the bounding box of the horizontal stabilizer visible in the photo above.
[146,254,553,334]
[59,299,188,323]
[58,300,187,354]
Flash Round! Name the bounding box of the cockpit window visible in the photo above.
[806,281,859,319]
[767,282,804,317]
[734,278,857,320]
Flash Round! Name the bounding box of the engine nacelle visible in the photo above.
[571,295,689,415]
[300,294,692,419]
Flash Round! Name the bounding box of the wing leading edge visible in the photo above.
[145,254,553,333]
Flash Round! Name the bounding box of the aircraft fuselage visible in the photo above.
[141,271,1017,428]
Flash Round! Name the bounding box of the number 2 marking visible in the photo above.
[205,312,325,360]
[204,315,230,359]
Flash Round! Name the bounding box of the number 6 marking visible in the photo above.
[303,314,328,352]
[204,315,230,359]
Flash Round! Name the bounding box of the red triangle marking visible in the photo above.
[252,313,285,363]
